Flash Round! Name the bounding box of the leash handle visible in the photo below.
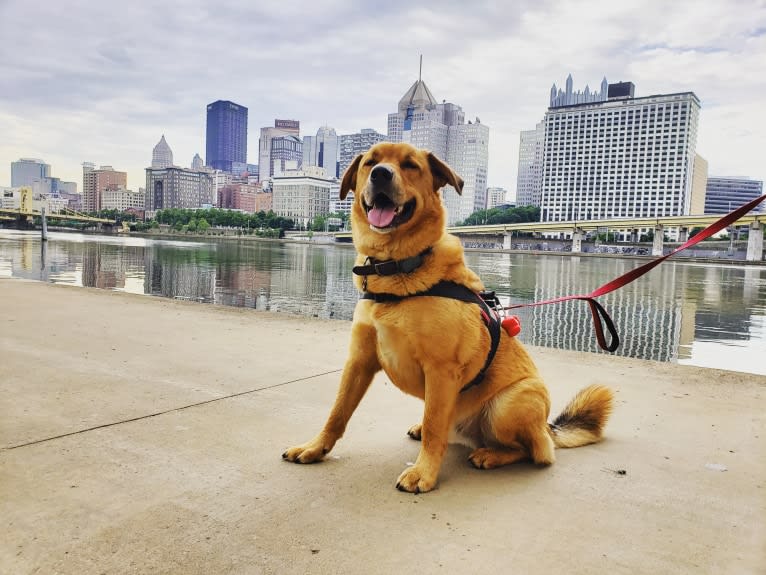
[505,194,766,351]
[584,297,620,352]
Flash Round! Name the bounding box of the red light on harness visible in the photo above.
[501,315,521,337]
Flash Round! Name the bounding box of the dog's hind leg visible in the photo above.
[468,445,529,469]
[406,423,422,440]
[468,378,555,469]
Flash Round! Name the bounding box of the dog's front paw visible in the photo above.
[282,441,328,464]
[396,465,436,493]
[406,423,422,441]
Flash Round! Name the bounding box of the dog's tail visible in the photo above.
[548,384,614,448]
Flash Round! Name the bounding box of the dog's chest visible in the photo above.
[374,320,419,377]
[366,298,485,395]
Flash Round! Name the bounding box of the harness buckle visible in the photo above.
[479,290,504,317]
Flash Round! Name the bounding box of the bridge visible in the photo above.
[0,188,115,228]
[335,210,766,261]
[0,206,115,225]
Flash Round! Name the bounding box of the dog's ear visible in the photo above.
[427,152,464,195]
[340,154,363,200]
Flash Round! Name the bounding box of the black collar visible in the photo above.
[352,247,432,277]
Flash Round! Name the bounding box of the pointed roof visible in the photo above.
[152,134,173,168]
[398,79,437,114]
[154,134,171,152]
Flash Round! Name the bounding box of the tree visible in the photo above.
[311,215,327,231]
[460,205,540,226]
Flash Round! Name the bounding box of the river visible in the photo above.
[1,229,764,376]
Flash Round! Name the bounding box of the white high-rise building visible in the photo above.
[271,166,338,228]
[535,78,701,222]
[303,126,339,178]
[152,135,173,169]
[102,187,145,211]
[487,187,509,208]
[339,129,387,177]
[386,68,488,225]
[516,121,545,207]
[443,120,489,224]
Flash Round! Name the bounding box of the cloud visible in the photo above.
[0,0,764,195]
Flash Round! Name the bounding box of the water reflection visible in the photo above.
[1,230,764,375]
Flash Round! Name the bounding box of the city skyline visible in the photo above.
[1,1,765,195]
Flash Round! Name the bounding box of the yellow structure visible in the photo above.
[19,187,33,214]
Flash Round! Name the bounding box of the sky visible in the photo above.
[1,0,765,198]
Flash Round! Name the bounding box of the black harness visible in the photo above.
[355,250,502,393]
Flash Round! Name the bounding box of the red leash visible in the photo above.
[503,194,766,352]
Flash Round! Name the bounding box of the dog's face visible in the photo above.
[340,143,463,255]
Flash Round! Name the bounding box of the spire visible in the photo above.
[397,59,438,115]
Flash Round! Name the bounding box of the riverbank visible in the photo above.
[34,225,766,265]
[1,278,764,574]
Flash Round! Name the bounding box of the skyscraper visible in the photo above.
[269,135,302,177]
[487,186,509,208]
[11,158,50,187]
[549,74,608,108]
[443,119,490,224]
[82,164,127,212]
[152,135,173,168]
[259,119,300,181]
[338,128,386,177]
[386,65,488,225]
[516,121,545,207]
[525,76,702,223]
[145,166,214,212]
[303,126,339,178]
[191,153,204,170]
[206,100,248,173]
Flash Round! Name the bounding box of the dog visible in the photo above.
[283,142,613,493]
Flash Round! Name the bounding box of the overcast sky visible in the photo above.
[1,0,765,198]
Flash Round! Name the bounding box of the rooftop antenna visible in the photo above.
[419,54,423,81]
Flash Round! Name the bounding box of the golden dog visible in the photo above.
[283,142,613,493]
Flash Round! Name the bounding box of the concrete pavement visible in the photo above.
[1,278,764,574]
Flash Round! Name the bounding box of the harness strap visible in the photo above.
[361,281,501,393]
[352,248,432,277]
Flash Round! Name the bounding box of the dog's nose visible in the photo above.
[370,165,394,184]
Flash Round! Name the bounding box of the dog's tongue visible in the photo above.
[368,205,396,228]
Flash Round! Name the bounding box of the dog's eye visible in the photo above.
[364,159,377,167]
[401,160,418,170]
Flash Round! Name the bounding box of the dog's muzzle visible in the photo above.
[363,165,415,230]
